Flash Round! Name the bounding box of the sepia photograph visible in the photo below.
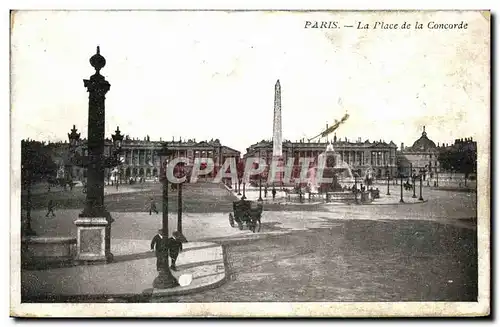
[10,9,490,317]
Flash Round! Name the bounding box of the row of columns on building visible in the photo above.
[122,149,219,166]
[278,150,395,167]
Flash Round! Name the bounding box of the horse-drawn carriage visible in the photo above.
[404,181,413,191]
[228,199,263,233]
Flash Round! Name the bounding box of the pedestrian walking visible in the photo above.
[46,199,56,217]
[150,229,168,271]
[264,186,268,198]
[168,231,184,271]
[272,187,276,200]
[149,197,158,215]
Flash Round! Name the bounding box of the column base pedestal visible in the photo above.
[74,216,113,264]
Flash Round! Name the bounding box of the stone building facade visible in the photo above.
[244,134,398,179]
[44,136,240,183]
[397,127,440,180]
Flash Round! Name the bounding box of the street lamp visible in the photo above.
[399,173,404,203]
[72,47,128,264]
[419,169,424,201]
[68,125,81,148]
[111,127,124,190]
[242,182,247,200]
[412,169,417,198]
[354,173,359,204]
[386,166,390,196]
[174,163,186,237]
[155,146,180,289]
[258,174,263,202]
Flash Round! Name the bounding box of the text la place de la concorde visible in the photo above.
[304,20,469,30]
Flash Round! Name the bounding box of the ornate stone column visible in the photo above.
[74,46,113,263]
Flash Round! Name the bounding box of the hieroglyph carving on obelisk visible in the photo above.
[272,79,283,157]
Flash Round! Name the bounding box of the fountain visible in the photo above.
[304,144,372,204]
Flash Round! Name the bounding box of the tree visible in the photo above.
[438,142,477,186]
[21,139,57,235]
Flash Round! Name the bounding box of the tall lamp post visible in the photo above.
[72,47,125,264]
[242,182,247,200]
[111,127,124,190]
[258,173,263,202]
[419,169,424,201]
[412,169,417,198]
[237,160,244,197]
[155,145,180,288]
[354,173,359,204]
[399,173,404,203]
[386,166,391,196]
[174,163,186,237]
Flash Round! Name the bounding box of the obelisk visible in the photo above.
[273,80,282,157]
[272,80,284,185]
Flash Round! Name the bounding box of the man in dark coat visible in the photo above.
[151,229,168,271]
[168,231,184,271]
[149,197,158,215]
[45,199,56,217]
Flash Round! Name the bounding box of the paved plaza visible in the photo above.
[22,181,478,302]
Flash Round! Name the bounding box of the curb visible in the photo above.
[151,244,228,298]
[265,199,428,207]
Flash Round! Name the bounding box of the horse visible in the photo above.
[229,200,263,233]
[404,182,413,191]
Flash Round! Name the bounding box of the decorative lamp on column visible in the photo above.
[68,125,81,148]
[72,47,126,264]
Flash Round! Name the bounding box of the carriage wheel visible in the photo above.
[228,213,235,227]
[237,221,243,230]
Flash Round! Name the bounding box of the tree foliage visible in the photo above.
[21,140,58,185]
[438,143,477,178]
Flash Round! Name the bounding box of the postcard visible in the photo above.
[10,10,490,317]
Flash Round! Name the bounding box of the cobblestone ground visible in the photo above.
[24,181,479,302]
[158,220,477,302]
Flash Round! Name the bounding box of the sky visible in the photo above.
[10,10,490,154]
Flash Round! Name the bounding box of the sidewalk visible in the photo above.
[225,184,424,206]
[21,240,226,302]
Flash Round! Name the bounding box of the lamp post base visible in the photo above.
[399,199,405,203]
[419,197,424,201]
[153,269,179,289]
